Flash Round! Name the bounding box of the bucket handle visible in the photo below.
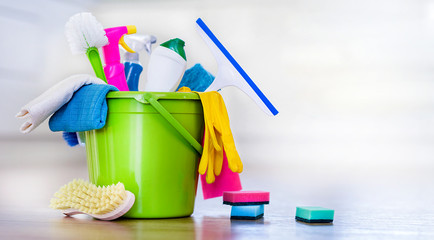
[134,93,203,156]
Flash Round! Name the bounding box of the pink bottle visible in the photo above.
[102,25,136,91]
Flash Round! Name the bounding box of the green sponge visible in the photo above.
[295,206,334,223]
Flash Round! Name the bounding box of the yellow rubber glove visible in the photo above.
[214,131,224,176]
[197,91,243,184]
[215,92,243,173]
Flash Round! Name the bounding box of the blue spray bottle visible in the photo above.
[123,34,157,91]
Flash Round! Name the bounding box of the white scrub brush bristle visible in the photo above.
[65,12,108,55]
[50,179,135,221]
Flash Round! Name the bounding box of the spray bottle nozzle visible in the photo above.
[124,34,157,56]
[119,25,137,53]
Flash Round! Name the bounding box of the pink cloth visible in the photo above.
[200,150,242,199]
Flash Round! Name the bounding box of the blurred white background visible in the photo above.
[1,0,434,173]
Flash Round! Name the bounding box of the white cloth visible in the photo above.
[16,74,106,134]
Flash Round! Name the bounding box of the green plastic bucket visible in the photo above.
[84,92,204,218]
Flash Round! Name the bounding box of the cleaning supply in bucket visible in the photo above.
[144,38,187,92]
[197,91,243,183]
[65,12,108,82]
[16,74,105,134]
[124,34,157,55]
[123,34,157,91]
[196,18,279,116]
[50,179,135,221]
[49,84,118,132]
[63,12,110,143]
[176,63,215,92]
[102,25,137,91]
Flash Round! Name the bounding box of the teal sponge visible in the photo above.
[295,206,334,223]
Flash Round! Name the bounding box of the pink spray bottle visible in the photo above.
[102,25,136,91]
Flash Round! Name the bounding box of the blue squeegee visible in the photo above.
[196,18,279,116]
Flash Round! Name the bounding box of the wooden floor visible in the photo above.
[1,140,434,239]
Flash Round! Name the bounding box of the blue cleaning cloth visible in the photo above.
[49,84,118,132]
[176,63,214,92]
[62,132,79,147]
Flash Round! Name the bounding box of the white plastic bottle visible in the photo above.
[144,38,187,92]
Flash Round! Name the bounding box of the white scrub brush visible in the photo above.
[65,12,108,82]
[50,179,135,221]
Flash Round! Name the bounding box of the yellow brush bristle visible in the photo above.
[50,179,127,215]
